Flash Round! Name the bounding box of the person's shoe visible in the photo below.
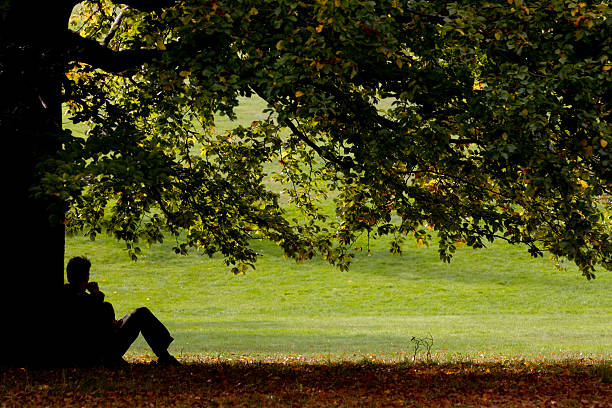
[155,354,181,367]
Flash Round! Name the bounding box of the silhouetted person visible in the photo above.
[62,256,180,367]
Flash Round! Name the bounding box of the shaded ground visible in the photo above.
[1,356,610,407]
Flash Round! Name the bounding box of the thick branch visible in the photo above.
[109,0,176,12]
[66,29,162,74]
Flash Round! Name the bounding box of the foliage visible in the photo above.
[2,355,611,407]
[34,0,612,277]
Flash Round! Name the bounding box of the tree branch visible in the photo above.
[249,85,346,168]
[305,81,402,132]
[109,0,176,12]
[66,29,163,74]
[284,119,345,167]
[102,6,128,47]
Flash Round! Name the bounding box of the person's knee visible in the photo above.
[134,306,152,315]
[133,306,153,319]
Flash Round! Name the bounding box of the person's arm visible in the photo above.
[86,281,105,302]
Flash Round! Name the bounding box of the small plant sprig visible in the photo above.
[410,334,434,362]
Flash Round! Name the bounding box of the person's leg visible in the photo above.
[113,307,178,363]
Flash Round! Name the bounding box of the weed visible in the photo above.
[410,334,434,362]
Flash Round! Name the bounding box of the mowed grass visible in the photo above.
[65,233,611,360]
[63,97,611,360]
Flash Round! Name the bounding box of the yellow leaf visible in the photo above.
[249,7,258,15]
[494,31,502,41]
[603,65,612,71]
[276,40,285,51]
[316,24,324,33]
[295,91,305,97]
[601,139,608,148]
[521,108,529,116]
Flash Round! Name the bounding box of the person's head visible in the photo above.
[66,256,91,289]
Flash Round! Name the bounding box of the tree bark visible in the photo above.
[1,3,70,366]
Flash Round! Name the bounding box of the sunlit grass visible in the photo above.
[63,97,611,360]
[65,231,611,359]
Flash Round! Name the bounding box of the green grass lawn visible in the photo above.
[65,232,611,360]
[63,97,611,361]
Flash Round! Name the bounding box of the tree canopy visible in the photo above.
[3,0,611,278]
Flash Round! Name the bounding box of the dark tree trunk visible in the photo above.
[1,3,70,366]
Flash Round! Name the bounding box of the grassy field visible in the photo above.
[63,97,611,361]
[65,232,611,360]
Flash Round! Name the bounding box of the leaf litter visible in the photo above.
[1,354,610,407]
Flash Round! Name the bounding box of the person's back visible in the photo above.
[61,257,114,366]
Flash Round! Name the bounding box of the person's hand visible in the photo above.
[86,281,100,294]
